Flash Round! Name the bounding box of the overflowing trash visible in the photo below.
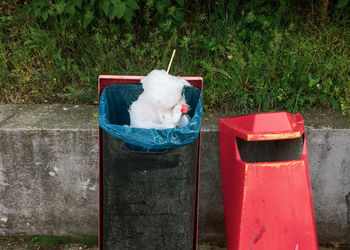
[129,69,191,129]
[98,74,202,151]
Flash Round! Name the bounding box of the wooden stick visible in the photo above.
[166,49,176,75]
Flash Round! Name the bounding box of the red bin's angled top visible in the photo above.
[219,112,304,141]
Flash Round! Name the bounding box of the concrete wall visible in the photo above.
[0,130,98,236]
[0,105,349,243]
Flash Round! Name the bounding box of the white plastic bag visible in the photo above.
[129,70,190,129]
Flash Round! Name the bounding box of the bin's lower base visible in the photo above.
[101,130,198,250]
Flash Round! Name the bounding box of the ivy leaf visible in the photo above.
[238,29,247,40]
[155,1,165,14]
[123,6,134,23]
[108,0,126,20]
[244,12,256,24]
[115,1,126,19]
[277,0,287,13]
[34,7,41,18]
[227,1,237,13]
[82,10,94,28]
[337,0,349,8]
[66,4,76,17]
[173,10,184,23]
[126,0,139,10]
[108,5,117,20]
[48,8,55,16]
[56,1,66,14]
[176,0,184,7]
[111,0,119,5]
[42,11,48,21]
[101,0,110,16]
[74,0,83,9]
[256,14,266,24]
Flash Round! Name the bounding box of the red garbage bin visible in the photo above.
[219,112,318,250]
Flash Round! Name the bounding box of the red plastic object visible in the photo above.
[219,112,318,250]
[181,104,189,114]
[98,75,203,250]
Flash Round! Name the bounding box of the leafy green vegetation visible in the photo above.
[82,236,99,246]
[27,236,73,245]
[26,0,141,27]
[0,236,14,243]
[0,0,349,115]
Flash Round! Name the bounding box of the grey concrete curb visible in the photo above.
[0,105,349,243]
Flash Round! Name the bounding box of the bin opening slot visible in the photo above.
[236,135,304,163]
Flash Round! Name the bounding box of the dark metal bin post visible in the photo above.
[98,76,203,250]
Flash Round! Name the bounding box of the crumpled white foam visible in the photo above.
[129,70,190,129]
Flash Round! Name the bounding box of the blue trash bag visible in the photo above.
[99,84,202,152]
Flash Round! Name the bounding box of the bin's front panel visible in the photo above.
[102,130,198,250]
[238,160,318,250]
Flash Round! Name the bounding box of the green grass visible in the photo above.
[82,236,99,246]
[0,236,14,243]
[27,236,73,246]
[0,1,349,115]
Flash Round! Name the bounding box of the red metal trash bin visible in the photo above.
[219,112,318,250]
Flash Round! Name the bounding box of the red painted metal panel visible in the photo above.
[98,75,203,250]
[219,112,318,250]
[219,112,304,141]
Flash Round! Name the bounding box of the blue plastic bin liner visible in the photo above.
[99,84,202,151]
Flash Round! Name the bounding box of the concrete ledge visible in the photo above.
[0,105,350,243]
